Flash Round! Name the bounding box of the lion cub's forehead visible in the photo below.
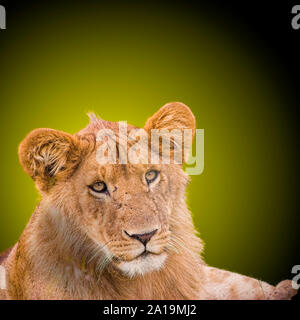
[80,155,159,183]
[75,114,163,183]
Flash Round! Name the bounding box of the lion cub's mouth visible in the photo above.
[115,250,168,277]
[113,250,161,263]
[135,250,157,259]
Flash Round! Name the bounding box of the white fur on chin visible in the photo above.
[118,253,167,278]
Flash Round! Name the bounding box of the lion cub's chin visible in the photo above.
[117,252,167,278]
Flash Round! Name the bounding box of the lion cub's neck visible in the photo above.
[12,203,203,299]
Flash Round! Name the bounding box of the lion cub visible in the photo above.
[0,102,297,300]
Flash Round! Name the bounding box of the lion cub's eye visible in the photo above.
[89,181,108,193]
[145,170,159,184]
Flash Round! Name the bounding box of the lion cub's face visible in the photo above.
[19,102,195,277]
[69,156,185,277]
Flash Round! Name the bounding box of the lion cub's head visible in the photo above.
[18,102,196,278]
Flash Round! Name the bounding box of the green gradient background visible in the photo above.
[0,1,298,284]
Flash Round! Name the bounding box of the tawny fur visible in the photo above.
[0,102,297,300]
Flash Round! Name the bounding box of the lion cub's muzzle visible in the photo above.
[116,226,167,261]
[113,227,169,276]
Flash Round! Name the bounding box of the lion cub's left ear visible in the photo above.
[144,102,196,163]
[19,128,83,192]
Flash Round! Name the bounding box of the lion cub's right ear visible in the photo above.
[19,128,82,192]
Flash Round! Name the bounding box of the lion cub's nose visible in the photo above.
[125,229,158,246]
